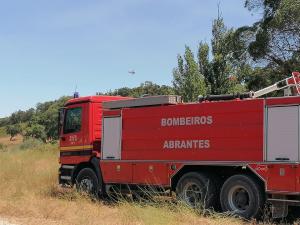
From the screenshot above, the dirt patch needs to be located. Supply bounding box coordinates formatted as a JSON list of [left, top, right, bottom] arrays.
[[0, 135, 23, 146]]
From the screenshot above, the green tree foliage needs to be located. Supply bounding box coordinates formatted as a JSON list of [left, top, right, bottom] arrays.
[[198, 16, 247, 95], [2, 96, 70, 142], [0, 117, 9, 127], [173, 16, 247, 98], [244, 67, 272, 91], [173, 46, 207, 102], [24, 123, 47, 142], [239, 0, 300, 74], [6, 124, 22, 141], [108, 81, 174, 97], [34, 96, 70, 141], [9, 108, 35, 124]]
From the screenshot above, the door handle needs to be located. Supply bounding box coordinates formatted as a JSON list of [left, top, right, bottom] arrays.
[[275, 157, 290, 161]]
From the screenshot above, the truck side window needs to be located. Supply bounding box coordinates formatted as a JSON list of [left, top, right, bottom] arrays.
[[63, 107, 82, 134]]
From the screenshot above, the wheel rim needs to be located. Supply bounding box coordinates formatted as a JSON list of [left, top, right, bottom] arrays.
[[79, 177, 94, 193], [182, 182, 203, 207], [228, 185, 250, 213]]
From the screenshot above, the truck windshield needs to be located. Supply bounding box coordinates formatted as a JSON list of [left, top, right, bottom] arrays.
[[63, 107, 82, 134]]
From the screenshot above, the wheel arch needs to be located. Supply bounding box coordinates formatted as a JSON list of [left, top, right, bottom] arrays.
[[72, 157, 102, 185]]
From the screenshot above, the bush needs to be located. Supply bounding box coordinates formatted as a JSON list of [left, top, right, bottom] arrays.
[[24, 123, 47, 142], [6, 124, 22, 140], [20, 138, 43, 150]]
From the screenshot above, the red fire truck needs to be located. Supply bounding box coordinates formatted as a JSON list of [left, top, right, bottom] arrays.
[[59, 72, 300, 219]]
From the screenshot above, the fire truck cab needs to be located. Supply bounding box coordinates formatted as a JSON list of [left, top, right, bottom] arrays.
[[58, 72, 300, 219]]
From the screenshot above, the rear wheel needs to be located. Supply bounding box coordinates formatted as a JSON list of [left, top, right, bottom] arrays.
[[220, 174, 265, 219], [76, 168, 100, 197], [176, 172, 218, 209]]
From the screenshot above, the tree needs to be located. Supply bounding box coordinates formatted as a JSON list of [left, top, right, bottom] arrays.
[[238, 0, 300, 74], [198, 16, 247, 95], [34, 96, 71, 140], [173, 46, 207, 102], [173, 15, 248, 97], [108, 82, 174, 98], [0, 117, 9, 127], [2, 96, 71, 142], [24, 123, 47, 142], [9, 108, 35, 124], [135, 81, 174, 97], [6, 124, 22, 141]]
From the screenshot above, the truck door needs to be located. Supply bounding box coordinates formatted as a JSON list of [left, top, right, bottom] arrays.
[[266, 105, 299, 162], [102, 117, 122, 159], [101, 116, 133, 183], [60, 104, 86, 154], [266, 105, 298, 192]]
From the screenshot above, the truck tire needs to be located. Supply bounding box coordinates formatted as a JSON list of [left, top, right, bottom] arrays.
[[176, 172, 217, 209], [76, 168, 100, 197], [220, 174, 265, 219]]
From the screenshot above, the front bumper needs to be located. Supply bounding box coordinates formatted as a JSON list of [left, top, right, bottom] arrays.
[[58, 164, 75, 185]]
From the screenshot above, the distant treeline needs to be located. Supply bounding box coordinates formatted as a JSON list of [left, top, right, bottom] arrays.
[[0, 96, 71, 142], [105, 81, 174, 97]]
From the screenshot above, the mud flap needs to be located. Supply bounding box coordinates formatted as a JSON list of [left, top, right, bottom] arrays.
[[271, 202, 288, 218]]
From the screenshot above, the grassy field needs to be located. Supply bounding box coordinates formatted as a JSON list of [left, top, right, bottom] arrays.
[[0, 137, 278, 225]]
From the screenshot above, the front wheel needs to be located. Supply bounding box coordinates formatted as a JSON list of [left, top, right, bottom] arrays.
[[76, 168, 100, 197], [220, 174, 265, 219]]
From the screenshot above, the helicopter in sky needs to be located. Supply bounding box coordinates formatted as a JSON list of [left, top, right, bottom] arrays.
[[128, 69, 135, 75]]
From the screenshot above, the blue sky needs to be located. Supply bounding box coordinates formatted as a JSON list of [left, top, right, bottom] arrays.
[[0, 0, 260, 118]]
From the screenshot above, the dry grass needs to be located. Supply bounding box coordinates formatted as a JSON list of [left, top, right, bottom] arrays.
[[0, 138, 273, 225], [0, 127, 6, 137]]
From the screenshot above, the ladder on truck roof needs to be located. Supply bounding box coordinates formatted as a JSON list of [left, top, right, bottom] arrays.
[[102, 95, 182, 109], [199, 71, 300, 102], [252, 71, 300, 98]]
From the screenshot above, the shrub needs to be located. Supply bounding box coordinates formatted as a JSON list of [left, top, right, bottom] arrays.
[[24, 123, 47, 142], [19, 138, 43, 150], [0, 127, 6, 137], [6, 124, 22, 140]]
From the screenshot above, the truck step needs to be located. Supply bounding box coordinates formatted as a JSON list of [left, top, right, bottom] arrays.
[[61, 165, 75, 169], [60, 176, 72, 181], [268, 198, 300, 206]]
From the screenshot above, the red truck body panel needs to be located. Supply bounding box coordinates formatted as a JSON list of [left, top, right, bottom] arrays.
[[119, 99, 264, 161], [249, 164, 300, 194], [266, 95, 300, 106]]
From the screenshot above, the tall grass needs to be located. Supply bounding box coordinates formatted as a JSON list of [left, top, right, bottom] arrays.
[[0, 142, 248, 225], [0, 127, 6, 137]]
